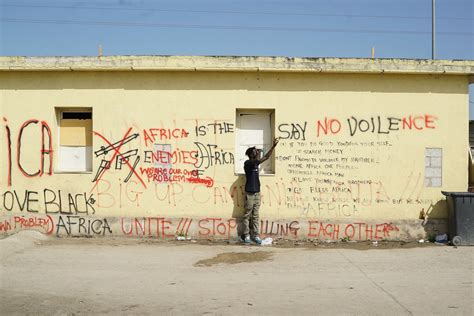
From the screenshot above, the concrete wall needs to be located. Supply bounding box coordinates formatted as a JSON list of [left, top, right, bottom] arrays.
[[0, 70, 469, 240]]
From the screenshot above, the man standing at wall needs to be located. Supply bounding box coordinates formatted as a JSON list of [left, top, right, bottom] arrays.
[[241, 138, 279, 244]]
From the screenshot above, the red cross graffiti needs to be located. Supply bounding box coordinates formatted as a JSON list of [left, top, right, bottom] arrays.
[[91, 127, 147, 190]]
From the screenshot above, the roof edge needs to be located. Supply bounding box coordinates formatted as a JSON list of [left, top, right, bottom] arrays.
[[1, 55, 473, 75]]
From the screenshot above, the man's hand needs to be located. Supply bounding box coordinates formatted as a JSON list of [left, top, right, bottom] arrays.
[[273, 137, 280, 147], [260, 137, 280, 164]]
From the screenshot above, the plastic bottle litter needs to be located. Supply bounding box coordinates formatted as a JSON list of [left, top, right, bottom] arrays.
[[260, 237, 273, 246], [435, 234, 448, 242], [434, 233, 449, 245]]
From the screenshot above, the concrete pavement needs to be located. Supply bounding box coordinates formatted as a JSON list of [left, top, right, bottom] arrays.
[[0, 232, 473, 315]]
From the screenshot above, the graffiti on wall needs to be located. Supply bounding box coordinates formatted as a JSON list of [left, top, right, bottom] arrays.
[[1, 113, 442, 217], [0, 215, 54, 234], [1, 189, 96, 214], [273, 114, 441, 215], [0, 214, 400, 241], [2, 117, 53, 187], [92, 128, 146, 188], [316, 115, 437, 137]]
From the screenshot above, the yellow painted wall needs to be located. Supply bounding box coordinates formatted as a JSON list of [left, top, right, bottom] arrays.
[[0, 71, 469, 224]]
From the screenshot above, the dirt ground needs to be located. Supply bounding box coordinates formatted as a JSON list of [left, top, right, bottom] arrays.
[[110, 235, 438, 252], [1, 231, 471, 315]]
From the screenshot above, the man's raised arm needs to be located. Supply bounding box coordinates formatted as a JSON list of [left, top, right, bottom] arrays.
[[259, 138, 279, 164]]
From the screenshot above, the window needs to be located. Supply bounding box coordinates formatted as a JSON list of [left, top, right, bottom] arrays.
[[235, 109, 275, 174], [57, 109, 92, 172]]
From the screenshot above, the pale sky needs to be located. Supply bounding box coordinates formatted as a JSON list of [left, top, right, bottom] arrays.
[[1, 0, 473, 117]]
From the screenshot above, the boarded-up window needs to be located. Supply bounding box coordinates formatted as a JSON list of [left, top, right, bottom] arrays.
[[58, 110, 92, 172], [425, 148, 442, 187], [235, 109, 275, 174]]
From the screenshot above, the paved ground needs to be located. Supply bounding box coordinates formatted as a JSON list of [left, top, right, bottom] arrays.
[[0, 231, 473, 315]]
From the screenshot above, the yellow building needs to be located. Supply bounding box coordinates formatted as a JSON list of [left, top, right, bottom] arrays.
[[1, 56, 473, 240]]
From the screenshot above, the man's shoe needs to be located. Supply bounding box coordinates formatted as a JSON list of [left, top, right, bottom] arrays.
[[252, 236, 262, 245], [240, 235, 251, 244]]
